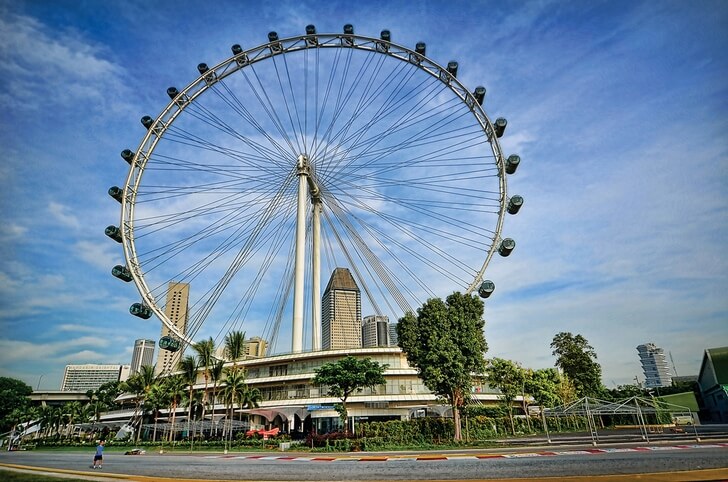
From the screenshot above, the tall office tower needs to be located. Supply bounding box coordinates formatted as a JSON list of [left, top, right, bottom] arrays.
[[61, 364, 130, 391], [637, 343, 673, 388], [388, 321, 398, 347], [244, 336, 268, 358], [362, 315, 390, 347], [130, 339, 156, 374], [155, 282, 190, 375], [321, 268, 362, 350]]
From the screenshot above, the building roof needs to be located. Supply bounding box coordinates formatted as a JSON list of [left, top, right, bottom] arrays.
[[324, 267, 359, 293], [698, 346, 728, 389]]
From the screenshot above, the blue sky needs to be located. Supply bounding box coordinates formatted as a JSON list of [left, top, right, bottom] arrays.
[[0, 0, 726, 391]]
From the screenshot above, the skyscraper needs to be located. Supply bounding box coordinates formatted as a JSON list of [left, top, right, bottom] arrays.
[[637, 343, 673, 388], [362, 315, 390, 347], [130, 339, 156, 374], [321, 268, 361, 350], [244, 336, 268, 358], [155, 282, 190, 375]]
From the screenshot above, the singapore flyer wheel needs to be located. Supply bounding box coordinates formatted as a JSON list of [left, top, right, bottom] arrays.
[[107, 25, 521, 354]]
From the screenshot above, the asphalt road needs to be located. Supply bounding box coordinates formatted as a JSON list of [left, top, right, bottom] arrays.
[[2, 443, 728, 481]]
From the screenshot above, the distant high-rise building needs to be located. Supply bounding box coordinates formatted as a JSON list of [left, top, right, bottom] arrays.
[[388, 321, 398, 347], [155, 282, 190, 375], [637, 343, 673, 388], [362, 315, 390, 347], [244, 336, 268, 358], [321, 268, 362, 350], [130, 339, 156, 374], [61, 364, 130, 391]]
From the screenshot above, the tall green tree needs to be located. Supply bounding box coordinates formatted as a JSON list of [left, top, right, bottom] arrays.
[[550, 332, 603, 397], [224, 330, 246, 372], [524, 368, 562, 408], [210, 359, 225, 436], [221, 368, 247, 439], [178, 355, 198, 439], [0, 377, 32, 432], [193, 337, 216, 429], [486, 358, 525, 435], [313, 356, 387, 432], [397, 292, 487, 441], [163, 375, 187, 443]]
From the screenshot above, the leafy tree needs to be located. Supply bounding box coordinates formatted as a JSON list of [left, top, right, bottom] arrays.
[[486, 358, 525, 435], [221, 368, 247, 438], [550, 332, 603, 397], [397, 292, 487, 441], [313, 356, 387, 432], [0, 377, 32, 431], [524, 368, 562, 408]]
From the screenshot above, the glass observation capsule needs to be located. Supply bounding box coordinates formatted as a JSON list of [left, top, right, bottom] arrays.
[[507, 195, 524, 214], [498, 238, 516, 257], [478, 280, 496, 299], [129, 303, 152, 319], [108, 186, 123, 203], [111, 265, 133, 282], [506, 154, 520, 175], [159, 335, 181, 352], [494, 118, 507, 138], [105, 225, 122, 243]]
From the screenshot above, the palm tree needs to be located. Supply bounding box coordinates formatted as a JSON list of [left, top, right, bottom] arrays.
[[123, 367, 157, 442], [221, 368, 247, 442], [62, 401, 83, 441], [193, 337, 216, 436], [147, 383, 169, 442], [224, 330, 246, 372], [163, 375, 187, 444], [178, 355, 198, 441], [210, 359, 225, 438]]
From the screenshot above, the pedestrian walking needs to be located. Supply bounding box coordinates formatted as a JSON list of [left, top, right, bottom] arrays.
[[90, 440, 104, 469]]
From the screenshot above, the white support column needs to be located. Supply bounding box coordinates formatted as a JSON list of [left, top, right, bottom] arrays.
[[292, 155, 307, 353], [311, 200, 321, 351]]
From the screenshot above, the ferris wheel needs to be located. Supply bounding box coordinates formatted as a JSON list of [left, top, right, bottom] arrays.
[[106, 25, 523, 356]]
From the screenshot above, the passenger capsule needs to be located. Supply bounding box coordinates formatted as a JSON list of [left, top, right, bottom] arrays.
[[167, 87, 179, 99], [415, 42, 426, 55], [141, 116, 153, 129], [474, 86, 486, 106], [505, 155, 521, 175], [306, 24, 316, 35], [159, 335, 181, 352], [380, 30, 391, 41], [231, 44, 243, 55], [507, 195, 524, 214], [498, 238, 516, 257], [478, 280, 496, 299], [105, 225, 122, 243], [268, 31, 279, 42], [343, 24, 354, 35], [108, 186, 123, 203], [494, 118, 507, 138], [447, 61, 458, 77], [197, 63, 209, 75], [130, 303, 152, 319], [111, 265, 133, 282], [121, 149, 134, 164]]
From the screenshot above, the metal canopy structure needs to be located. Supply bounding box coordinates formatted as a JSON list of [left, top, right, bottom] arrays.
[[541, 396, 699, 445]]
